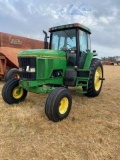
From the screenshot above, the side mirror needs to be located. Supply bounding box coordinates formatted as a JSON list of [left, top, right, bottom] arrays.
[[93, 50, 96, 53]]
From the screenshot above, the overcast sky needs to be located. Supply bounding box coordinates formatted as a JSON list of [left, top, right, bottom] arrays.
[[0, 0, 120, 58]]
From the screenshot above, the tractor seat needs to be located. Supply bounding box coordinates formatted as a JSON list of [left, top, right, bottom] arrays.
[[61, 46, 68, 50]]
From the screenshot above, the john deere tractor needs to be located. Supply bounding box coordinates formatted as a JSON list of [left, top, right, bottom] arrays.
[[2, 23, 105, 122]]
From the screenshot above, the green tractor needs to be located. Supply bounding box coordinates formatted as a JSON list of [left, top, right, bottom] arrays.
[[2, 23, 105, 122]]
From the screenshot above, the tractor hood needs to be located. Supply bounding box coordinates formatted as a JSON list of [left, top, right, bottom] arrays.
[[18, 49, 66, 59]]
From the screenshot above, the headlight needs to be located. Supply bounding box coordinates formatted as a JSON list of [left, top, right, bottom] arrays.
[[19, 67, 35, 72]]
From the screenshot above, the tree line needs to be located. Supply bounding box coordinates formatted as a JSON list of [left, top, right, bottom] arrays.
[[101, 56, 120, 62]]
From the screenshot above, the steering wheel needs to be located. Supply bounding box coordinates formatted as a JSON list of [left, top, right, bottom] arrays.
[[66, 43, 76, 50], [66, 43, 72, 48]]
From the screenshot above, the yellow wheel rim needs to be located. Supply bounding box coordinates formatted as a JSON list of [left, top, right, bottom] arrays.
[[94, 67, 102, 91], [13, 87, 23, 99], [59, 97, 69, 114]]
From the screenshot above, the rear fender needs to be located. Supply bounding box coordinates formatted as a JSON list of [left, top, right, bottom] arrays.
[[83, 52, 98, 69]]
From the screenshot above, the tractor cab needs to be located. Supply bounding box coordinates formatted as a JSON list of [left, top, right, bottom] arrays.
[[48, 23, 92, 87], [49, 23, 91, 68]]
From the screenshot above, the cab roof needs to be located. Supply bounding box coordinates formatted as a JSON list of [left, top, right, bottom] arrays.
[[49, 23, 91, 34]]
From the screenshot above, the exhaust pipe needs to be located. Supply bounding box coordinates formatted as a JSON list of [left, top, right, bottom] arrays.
[[43, 30, 49, 49]]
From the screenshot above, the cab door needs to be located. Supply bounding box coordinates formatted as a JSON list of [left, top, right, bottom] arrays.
[[78, 30, 91, 68]]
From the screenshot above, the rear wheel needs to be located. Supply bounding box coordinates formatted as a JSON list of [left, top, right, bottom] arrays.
[[4, 68, 20, 81], [45, 87, 72, 122], [85, 58, 104, 97], [2, 79, 27, 104]]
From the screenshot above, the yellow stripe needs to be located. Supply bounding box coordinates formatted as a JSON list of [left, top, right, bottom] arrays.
[[18, 55, 66, 60]]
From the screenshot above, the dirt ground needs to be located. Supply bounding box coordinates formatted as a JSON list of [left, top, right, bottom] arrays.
[[0, 65, 120, 160]]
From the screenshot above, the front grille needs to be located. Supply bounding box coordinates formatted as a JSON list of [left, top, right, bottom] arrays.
[[18, 57, 36, 80]]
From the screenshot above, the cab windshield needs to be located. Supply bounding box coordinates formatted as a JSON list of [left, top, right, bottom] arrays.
[[50, 29, 76, 51]]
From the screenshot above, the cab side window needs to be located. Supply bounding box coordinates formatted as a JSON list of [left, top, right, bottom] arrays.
[[79, 30, 88, 52], [87, 34, 91, 51]]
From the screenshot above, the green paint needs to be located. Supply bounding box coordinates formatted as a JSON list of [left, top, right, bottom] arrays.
[[18, 23, 98, 95], [84, 52, 94, 69], [18, 49, 66, 59]]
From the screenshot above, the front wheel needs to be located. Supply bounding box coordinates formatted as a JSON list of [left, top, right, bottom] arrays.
[[45, 87, 72, 122], [85, 58, 104, 97], [4, 68, 20, 81], [2, 79, 27, 104]]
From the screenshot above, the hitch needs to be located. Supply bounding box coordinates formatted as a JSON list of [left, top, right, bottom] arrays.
[[99, 77, 105, 80]]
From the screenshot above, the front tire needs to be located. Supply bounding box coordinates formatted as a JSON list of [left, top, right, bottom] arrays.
[[2, 79, 27, 104], [85, 58, 104, 97], [45, 87, 72, 122], [4, 68, 20, 81]]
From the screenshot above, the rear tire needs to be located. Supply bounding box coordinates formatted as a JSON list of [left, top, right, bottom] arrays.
[[4, 68, 20, 81], [2, 79, 27, 104], [45, 87, 72, 122], [85, 58, 104, 97]]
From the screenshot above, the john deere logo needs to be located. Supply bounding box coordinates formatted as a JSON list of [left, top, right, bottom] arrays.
[[10, 38, 22, 45]]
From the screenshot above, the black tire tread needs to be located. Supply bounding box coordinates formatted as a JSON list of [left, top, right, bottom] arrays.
[[4, 68, 19, 81], [85, 58, 103, 97], [45, 87, 63, 120], [2, 79, 27, 104], [45, 87, 72, 122]]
